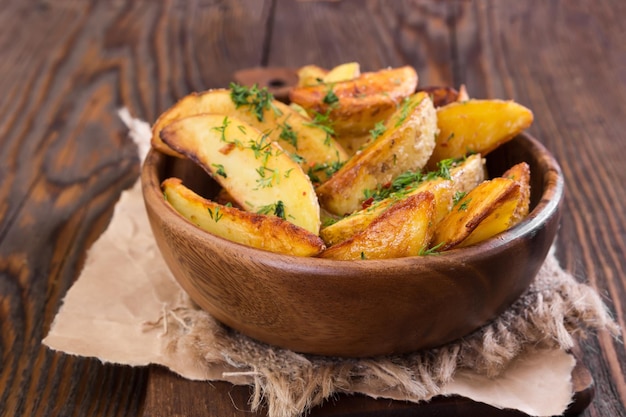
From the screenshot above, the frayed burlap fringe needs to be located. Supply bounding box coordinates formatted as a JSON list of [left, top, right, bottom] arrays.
[[151, 251, 620, 417]]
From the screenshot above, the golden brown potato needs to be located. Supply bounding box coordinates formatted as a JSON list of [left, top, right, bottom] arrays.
[[160, 114, 321, 234], [151, 88, 348, 182], [319, 154, 485, 246], [501, 162, 531, 226], [322, 62, 360, 83], [426, 99, 533, 169], [315, 92, 437, 216], [296, 65, 328, 87], [334, 132, 372, 156], [320, 180, 451, 247], [431, 177, 521, 250], [319, 192, 435, 260], [289, 66, 418, 137], [162, 178, 325, 257]]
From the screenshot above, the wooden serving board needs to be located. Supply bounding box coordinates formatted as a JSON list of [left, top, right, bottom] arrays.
[[142, 359, 593, 416]]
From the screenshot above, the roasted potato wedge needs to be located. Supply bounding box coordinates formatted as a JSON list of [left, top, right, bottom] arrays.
[[296, 65, 328, 87], [426, 99, 533, 169], [431, 177, 521, 250], [334, 132, 371, 156], [162, 178, 325, 257], [316, 92, 437, 216], [319, 154, 485, 246], [289, 66, 418, 136], [320, 181, 452, 247], [502, 162, 531, 226], [152, 88, 348, 182], [319, 192, 435, 260], [160, 114, 321, 234], [322, 62, 360, 83]]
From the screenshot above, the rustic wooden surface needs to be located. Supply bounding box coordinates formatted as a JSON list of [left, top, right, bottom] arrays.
[[0, 1, 624, 416]]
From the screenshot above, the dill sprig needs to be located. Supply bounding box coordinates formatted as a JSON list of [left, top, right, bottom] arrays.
[[229, 82, 281, 121]]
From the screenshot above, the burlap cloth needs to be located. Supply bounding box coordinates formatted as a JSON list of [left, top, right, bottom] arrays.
[[43, 110, 620, 417]]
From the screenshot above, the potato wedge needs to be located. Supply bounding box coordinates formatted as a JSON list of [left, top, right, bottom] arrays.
[[431, 177, 521, 250], [296, 65, 328, 87], [289, 66, 418, 136], [322, 62, 360, 83], [316, 92, 437, 216], [502, 162, 531, 226], [334, 132, 371, 156], [426, 99, 533, 169], [160, 114, 321, 234], [319, 154, 485, 246], [320, 180, 451, 246], [162, 178, 325, 257], [319, 192, 435, 260], [152, 88, 348, 181]]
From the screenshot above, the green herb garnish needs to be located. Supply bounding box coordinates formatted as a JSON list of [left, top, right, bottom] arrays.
[[257, 201, 286, 220], [229, 82, 280, 121], [369, 121, 387, 141], [212, 163, 228, 178]]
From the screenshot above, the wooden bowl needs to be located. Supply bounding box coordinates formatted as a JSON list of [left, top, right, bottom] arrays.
[[141, 132, 563, 357]]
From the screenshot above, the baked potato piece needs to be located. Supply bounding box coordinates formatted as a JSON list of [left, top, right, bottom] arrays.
[[431, 177, 521, 251], [426, 99, 533, 169], [319, 192, 435, 260], [316, 92, 437, 216], [295, 62, 359, 87], [289, 66, 418, 137], [320, 180, 452, 247], [502, 162, 531, 226], [151, 88, 348, 182], [160, 114, 321, 234], [162, 178, 325, 257], [296, 65, 328, 87], [322, 62, 360, 83], [319, 154, 485, 246]]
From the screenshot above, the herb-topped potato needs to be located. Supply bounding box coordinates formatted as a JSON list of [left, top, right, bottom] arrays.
[[289, 66, 418, 137], [160, 114, 321, 235], [150, 64, 535, 258], [152, 87, 348, 184]]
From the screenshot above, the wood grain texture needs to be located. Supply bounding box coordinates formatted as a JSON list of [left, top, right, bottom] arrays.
[[1, 0, 624, 416], [452, 2, 626, 416]]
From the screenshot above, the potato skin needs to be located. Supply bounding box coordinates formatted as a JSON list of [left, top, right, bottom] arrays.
[[319, 192, 435, 260], [162, 178, 325, 257], [431, 177, 521, 250], [502, 162, 531, 226], [289, 66, 418, 136], [319, 154, 485, 246]]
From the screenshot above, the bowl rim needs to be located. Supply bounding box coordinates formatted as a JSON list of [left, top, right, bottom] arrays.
[[141, 132, 564, 271]]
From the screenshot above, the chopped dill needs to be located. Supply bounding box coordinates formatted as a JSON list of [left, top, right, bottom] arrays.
[[229, 82, 281, 121], [257, 201, 286, 220]]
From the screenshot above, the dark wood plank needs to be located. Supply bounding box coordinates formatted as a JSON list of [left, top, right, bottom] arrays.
[[453, 2, 626, 416], [0, 1, 148, 415], [269, 0, 457, 86], [0, 0, 269, 416], [143, 359, 594, 417]]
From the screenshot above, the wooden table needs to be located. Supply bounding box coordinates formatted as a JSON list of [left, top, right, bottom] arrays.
[[1, 1, 624, 416]]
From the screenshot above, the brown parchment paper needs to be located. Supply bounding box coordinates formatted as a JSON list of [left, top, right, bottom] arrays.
[[43, 109, 619, 417]]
